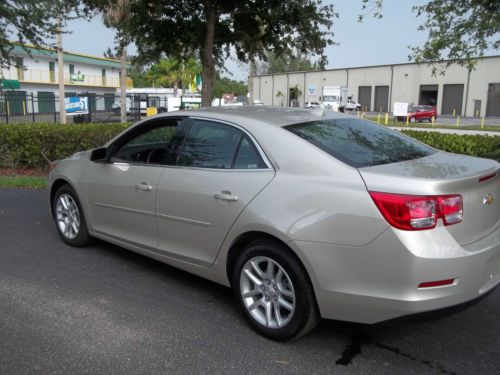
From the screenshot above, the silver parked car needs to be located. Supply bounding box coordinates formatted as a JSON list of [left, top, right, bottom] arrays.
[[49, 106, 500, 341]]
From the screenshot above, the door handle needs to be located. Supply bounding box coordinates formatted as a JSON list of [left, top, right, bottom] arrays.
[[214, 191, 238, 202], [135, 182, 152, 192]]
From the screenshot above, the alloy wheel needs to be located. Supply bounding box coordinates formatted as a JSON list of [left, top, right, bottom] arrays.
[[240, 256, 296, 329], [55, 193, 81, 240]]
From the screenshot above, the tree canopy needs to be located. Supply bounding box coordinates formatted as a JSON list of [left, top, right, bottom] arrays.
[[256, 51, 320, 75], [146, 58, 202, 91], [0, 0, 88, 68], [359, 0, 499, 72], [119, 0, 336, 106], [410, 0, 500, 71], [213, 76, 247, 98]]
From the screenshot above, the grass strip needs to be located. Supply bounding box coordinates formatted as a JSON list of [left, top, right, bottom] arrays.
[[0, 175, 48, 189]]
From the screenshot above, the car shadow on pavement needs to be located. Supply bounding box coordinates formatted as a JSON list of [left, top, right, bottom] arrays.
[[86, 237, 494, 374]]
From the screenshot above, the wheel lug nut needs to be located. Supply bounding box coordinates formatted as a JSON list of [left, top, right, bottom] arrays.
[[273, 296, 278, 301], [260, 286, 265, 291], [266, 279, 270, 284], [265, 296, 270, 301]]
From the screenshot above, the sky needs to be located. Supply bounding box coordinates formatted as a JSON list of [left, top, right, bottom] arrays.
[[60, 0, 432, 81]]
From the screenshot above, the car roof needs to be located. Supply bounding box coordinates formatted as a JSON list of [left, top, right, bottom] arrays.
[[160, 105, 343, 127]]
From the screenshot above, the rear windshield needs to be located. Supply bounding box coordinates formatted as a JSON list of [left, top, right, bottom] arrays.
[[285, 118, 436, 168]]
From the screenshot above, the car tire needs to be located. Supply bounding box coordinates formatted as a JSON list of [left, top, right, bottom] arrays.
[[232, 240, 320, 341], [52, 184, 92, 247], [410, 116, 416, 123]]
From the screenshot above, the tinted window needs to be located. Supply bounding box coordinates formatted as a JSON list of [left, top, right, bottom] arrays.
[[234, 136, 267, 169], [285, 118, 436, 168], [113, 119, 183, 164], [178, 121, 242, 169]]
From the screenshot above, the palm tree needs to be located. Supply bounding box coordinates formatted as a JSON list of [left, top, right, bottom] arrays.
[[103, 0, 130, 123], [276, 90, 284, 106], [289, 85, 302, 107], [146, 58, 201, 96]]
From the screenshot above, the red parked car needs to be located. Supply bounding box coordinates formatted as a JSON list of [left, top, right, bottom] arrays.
[[397, 105, 438, 123]]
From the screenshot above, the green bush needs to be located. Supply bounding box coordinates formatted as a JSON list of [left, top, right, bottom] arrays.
[[1, 123, 498, 171], [0, 122, 130, 170], [400, 130, 500, 161]]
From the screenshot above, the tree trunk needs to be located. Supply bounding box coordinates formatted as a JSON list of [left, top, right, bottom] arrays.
[[201, 4, 216, 107], [120, 47, 127, 123]]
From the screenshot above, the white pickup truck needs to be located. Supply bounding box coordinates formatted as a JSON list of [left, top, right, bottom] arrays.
[[341, 98, 362, 112]]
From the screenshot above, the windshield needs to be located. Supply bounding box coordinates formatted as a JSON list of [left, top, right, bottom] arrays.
[[322, 96, 338, 102], [285, 118, 436, 168]]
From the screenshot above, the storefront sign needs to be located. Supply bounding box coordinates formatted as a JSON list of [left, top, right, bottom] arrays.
[[65, 96, 89, 115]]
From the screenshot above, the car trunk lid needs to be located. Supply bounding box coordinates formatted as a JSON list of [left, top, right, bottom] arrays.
[[359, 152, 500, 245]]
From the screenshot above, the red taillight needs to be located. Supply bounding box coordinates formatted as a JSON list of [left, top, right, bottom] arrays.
[[478, 173, 496, 183], [418, 279, 456, 288], [369, 192, 463, 231], [438, 195, 463, 225]]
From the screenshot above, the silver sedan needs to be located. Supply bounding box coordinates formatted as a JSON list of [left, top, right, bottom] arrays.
[[49, 106, 500, 341]]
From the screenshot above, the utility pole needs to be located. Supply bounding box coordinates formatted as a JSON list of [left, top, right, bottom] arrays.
[[56, 17, 66, 124], [119, 47, 127, 123]]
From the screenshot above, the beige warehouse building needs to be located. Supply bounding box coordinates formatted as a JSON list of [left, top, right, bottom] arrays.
[[252, 55, 500, 117]]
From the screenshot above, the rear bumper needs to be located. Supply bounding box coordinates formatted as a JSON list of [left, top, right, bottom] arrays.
[[293, 224, 500, 324]]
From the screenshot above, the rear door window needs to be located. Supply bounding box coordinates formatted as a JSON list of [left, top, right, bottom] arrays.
[[178, 120, 266, 169], [285, 118, 436, 168]]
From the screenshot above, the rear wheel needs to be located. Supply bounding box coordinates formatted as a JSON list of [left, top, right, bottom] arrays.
[[233, 240, 320, 341], [53, 185, 92, 247]]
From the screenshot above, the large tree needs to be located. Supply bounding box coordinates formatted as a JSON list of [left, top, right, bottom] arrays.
[[0, 1, 87, 68], [122, 0, 336, 106]]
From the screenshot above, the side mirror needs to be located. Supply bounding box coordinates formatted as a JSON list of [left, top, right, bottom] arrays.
[[90, 147, 108, 162]]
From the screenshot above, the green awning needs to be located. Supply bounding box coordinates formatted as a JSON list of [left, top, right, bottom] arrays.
[[0, 79, 21, 89], [10, 44, 124, 69]]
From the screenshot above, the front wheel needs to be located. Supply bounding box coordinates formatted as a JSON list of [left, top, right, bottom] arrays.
[[233, 240, 320, 341], [53, 185, 92, 247]]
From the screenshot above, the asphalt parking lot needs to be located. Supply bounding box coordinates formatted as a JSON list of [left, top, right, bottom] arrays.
[[1, 188, 499, 374]]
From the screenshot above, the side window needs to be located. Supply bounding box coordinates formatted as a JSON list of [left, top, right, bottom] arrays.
[[178, 120, 242, 169], [233, 136, 267, 169], [113, 119, 183, 164]]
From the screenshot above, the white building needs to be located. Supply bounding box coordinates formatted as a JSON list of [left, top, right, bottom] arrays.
[[0, 43, 129, 114], [252, 56, 500, 117]]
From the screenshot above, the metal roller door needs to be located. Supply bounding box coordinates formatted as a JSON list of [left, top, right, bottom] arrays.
[[486, 83, 500, 117], [419, 85, 438, 106], [374, 86, 389, 112], [358, 86, 372, 112], [441, 84, 464, 115]]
